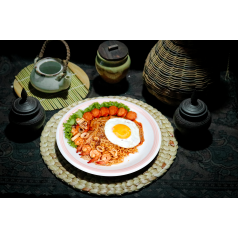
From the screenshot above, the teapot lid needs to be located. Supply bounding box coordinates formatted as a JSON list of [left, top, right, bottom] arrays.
[[98, 40, 128, 61], [179, 91, 208, 122], [12, 88, 39, 114]]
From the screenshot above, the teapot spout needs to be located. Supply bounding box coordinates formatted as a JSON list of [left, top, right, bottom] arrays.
[[64, 75, 71, 88], [60, 75, 71, 90]]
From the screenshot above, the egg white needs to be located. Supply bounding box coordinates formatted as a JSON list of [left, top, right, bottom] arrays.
[[104, 118, 140, 148]]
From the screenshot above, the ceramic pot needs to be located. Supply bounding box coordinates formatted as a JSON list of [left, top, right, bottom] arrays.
[[95, 41, 131, 84], [173, 107, 211, 135], [9, 89, 45, 131], [173, 91, 211, 135], [30, 40, 72, 93]]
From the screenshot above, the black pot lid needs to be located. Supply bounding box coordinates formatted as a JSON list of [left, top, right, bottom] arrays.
[[179, 91, 208, 122], [12, 88, 39, 114], [98, 40, 128, 61]]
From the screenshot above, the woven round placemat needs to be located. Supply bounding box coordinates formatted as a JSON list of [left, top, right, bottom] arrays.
[[40, 96, 178, 196]]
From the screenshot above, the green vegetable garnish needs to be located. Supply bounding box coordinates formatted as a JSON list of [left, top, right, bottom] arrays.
[[63, 101, 130, 148]]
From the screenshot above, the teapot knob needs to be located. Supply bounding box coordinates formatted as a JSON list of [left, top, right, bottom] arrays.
[[21, 88, 28, 103], [191, 90, 198, 106]]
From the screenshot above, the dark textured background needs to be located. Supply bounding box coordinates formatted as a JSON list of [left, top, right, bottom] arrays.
[[0, 40, 238, 198]]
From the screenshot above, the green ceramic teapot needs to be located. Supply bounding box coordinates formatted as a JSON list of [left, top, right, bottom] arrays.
[[30, 40, 72, 93]]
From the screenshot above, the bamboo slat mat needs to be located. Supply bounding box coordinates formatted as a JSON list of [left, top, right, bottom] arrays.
[[40, 96, 178, 196], [15, 63, 89, 111]]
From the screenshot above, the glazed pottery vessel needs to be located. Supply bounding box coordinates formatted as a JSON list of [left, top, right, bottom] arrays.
[[30, 40, 72, 93], [95, 41, 131, 84], [9, 88, 45, 131], [173, 91, 211, 135]]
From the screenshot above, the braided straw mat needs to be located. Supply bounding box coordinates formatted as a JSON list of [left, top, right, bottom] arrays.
[[40, 96, 178, 196]]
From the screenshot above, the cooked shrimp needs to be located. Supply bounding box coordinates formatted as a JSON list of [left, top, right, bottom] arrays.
[[81, 145, 92, 156], [81, 132, 89, 139], [74, 137, 84, 146], [88, 150, 102, 163], [74, 137, 84, 144], [71, 132, 81, 141], [96, 153, 111, 165], [76, 144, 83, 153]]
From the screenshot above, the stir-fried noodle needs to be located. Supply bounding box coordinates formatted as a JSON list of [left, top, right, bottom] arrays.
[[72, 116, 144, 166]]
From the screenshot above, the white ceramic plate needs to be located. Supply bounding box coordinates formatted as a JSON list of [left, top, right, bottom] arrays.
[[56, 98, 161, 176]]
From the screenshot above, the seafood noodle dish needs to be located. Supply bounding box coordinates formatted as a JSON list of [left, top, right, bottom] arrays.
[[63, 101, 145, 166]]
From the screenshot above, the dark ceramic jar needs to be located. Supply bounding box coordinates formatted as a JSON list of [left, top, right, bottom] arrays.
[[173, 91, 211, 135], [9, 89, 45, 131]]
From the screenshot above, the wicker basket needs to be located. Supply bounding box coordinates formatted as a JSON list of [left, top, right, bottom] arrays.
[[143, 40, 216, 106]]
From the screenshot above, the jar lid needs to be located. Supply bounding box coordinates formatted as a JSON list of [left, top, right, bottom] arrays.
[[179, 91, 208, 122], [98, 40, 128, 61], [12, 88, 39, 114]]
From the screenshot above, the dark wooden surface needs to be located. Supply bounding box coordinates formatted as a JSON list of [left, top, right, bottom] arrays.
[[98, 40, 128, 61]]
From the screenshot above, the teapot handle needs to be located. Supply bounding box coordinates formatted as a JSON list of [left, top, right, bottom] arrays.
[[36, 40, 70, 74]]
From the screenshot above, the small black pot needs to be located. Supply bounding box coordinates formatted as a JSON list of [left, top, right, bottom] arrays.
[[173, 91, 211, 135], [9, 88, 45, 131]]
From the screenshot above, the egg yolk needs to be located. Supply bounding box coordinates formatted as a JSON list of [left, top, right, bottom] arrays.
[[112, 124, 131, 139]]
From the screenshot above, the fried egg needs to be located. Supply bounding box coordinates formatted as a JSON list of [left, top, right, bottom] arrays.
[[104, 118, 140, 148]]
